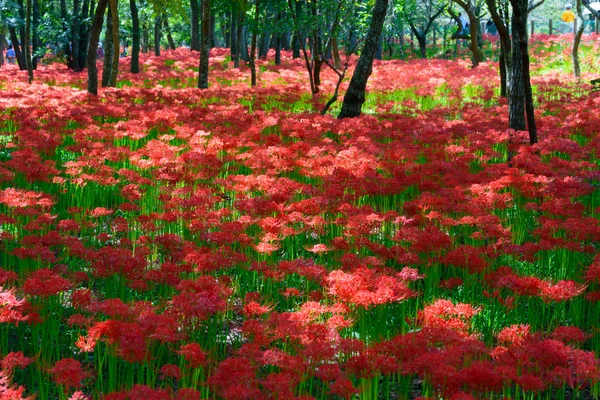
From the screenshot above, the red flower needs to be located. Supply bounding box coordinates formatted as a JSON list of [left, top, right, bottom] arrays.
[[178, 343, 207, 368], [51, 358, 87, 393], [23, 269, 72, 298]]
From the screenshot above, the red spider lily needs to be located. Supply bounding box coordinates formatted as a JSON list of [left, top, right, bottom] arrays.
[[0, 287, 28, 325], [1, 352, 33, 373], [23, 269, 72, 298], [50, 358, 88, 393], [159, 364, 181, 380], [178, 343, 207, 368], [169, 277, 232, 322], [0, 370, 33, 399]]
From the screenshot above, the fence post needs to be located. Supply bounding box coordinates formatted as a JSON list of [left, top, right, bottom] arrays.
[[549, 19, 553, 35]]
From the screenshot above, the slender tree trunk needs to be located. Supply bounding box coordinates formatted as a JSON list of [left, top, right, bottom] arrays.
[[338, 0, 389, 119], [572, 0, 584, 79], [500, 42, 507, 97], [59, 0, 72, 68], [240, 24, 249, 62], [231, 7, 238, 64], [508, 16, 525, 131], [190, 0, 200, 51], [87, 0, 108, 95], [198, 0, 210, 88], [509, 0, 537, 144], [164, 16, 176, 50], [250, 0, 261, 86], [24, 0, 33, 83], [71, 0, 81, 71], [154, 16, 161, 56], [332, 36, 341, 68], [109, 0, 119, 86], [130, 0, 140, 73], [32, 0, 40, 69], [209, 11, 215, 48], [259, 33, 270, 59], [291, 0, 302, 58], [102, 5, 114, 87], [78, 0, 90, 69], [9, 27, 26, 70], [223, 11, 231, 48], [142, 22, 149, 53]]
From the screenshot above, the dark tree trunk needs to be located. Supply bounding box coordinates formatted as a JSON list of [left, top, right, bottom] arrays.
[[223, 11, 231, 48], [259, 33, 270, 59], [275, 33, 281, 65], [154, 16, 161, 56], [71, 0, 81, 71], [102, 5, 114, 86], [109, 0, 119, 86], [209, 11, 215, 48], [24, 0, 33, 83], [282, 32, 290, 50], [142, 22, 149, 53], [78, 0, 90, 70], [509, 0, 536, 144], [130, 0, 140, 73], [198, 0, 210, 88], [87, 0, 108, 95], [231, 7, 238, 64], [250, 0, 261, 87], [572, 0, 584, 79], [190, 0, 200, 51], [500, 42, 507, 97], [32, 0, 40, 69], [9, 27, 26, 70], [240, 25, 249, 62], [59, 0, 72, 67], [375, 32, 383, 60], [292, 33, 300, 58], [338, 0, 389, 119], [164, 16, 176, 50]]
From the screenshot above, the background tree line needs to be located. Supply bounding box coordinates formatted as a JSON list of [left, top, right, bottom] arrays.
[[0, 0, 597, 137]]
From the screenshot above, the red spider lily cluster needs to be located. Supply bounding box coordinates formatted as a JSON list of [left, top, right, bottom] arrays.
[[0, 35, 599, 399]]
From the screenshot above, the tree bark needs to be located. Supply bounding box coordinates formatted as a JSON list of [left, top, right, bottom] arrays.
[[509, 0, 537, 144], [24, 0, 33, 83], [164, 16, 176, 50], [572, 0, 584, 79], [8, 27, 26, 70], [190, 0, 200, 51], [59, 0, 72, 68], [102, 5, 114, 86], [78, 0, 91, 70], [231, 7, 238, 64], [109, 0, 119, 86], [71, 0, 81, 71], [130, 0, 140, 73], [250, 0, 261, 87], [154, 16, 162, 56], [338, 0, 389, 119], [198, 0, 210, 88], [32, 0, 40, 69], [87, 0, 108, 95]]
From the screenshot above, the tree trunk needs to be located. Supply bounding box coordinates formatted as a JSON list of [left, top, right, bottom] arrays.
[[154, 16, 161, 56], [509, 0, 537, 144], [259, 33, 270, 59], [164, 16, 176, 50], [8, 27, 26, 70], [32, 0, 40, 69], [87, 0, 108, 95], [572, 0, 584, 79], [142, 22, 149, 53], [332, 36, 341, 69], [338, 0, 389, 119], [499, 42, 507, 97], [291, 0, 302, 58], [78, 0, 90, 70], [102, 5, 114, 87], [250, 0, 261, 87], [71, 0, 81, 71], [109, 0, 119, 86], [231, 7, 238, 64], [375, 32, 383, 59], [190, 0, 200, 51], [59, 0, 72, 68], [240, 25, 249, 62], [209, 11, 215, 48], [198, 0, 210, 88], [24, 0, 33, 83], [130, 0, 140, 73], [223, 11, 231, 48]]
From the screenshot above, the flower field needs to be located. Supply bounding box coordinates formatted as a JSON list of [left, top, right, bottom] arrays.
[[1, 35, 600, 399]]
